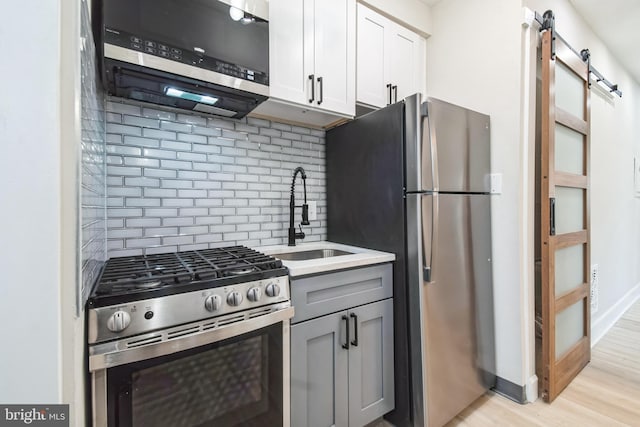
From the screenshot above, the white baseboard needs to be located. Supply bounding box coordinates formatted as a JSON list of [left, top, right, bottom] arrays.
[[591, 282, 640, 347], [525, 374, 538, 403]]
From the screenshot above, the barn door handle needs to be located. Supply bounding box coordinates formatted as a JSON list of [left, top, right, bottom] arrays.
[[550, 197, 556, 236]]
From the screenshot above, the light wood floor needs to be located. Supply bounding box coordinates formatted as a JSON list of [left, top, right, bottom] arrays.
[[446, 300, 640, 427], [371, 300, 640, 427]]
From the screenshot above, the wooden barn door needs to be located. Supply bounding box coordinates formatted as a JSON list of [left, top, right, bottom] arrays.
[[539, 28, 591, 402]]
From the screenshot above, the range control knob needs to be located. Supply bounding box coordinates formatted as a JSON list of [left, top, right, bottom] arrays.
[[107, 311, 131, 333], [265, 283, 281, 298], [204, 295, 222, 312], [227, 291, 243, 306], [247, 287, 262, 302]]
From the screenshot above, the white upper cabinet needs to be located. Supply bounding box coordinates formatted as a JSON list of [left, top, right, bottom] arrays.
[[269, 0, 307, 103], [389, 25, 424, 102], [269, 0, 356, 117], [356, 4, 426, 108], [356, 5, 389, 108]]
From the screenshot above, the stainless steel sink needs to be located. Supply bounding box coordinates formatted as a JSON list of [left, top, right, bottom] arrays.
[[273, 249, 354, 261]]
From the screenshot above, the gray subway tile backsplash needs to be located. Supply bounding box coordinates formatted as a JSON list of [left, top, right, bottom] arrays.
[[107, 101, 141, 116], [177, 113, 207, 126], [143, 128, 178, 140], [107, 123, 142, 136], [178, 133, 208, 144], [142, 107, 176, 121], [123, 115, 160, 129], [106, 98, 327, 257], [161, 120, 192, 133], [142, 147, 178, 159], [164, 217, 196, 227]]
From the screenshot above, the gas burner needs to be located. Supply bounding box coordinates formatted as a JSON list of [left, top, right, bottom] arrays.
[[225, 266, 258, 276]]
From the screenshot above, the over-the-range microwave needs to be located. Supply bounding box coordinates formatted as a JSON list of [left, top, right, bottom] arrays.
[[93, 0, 269, 118]]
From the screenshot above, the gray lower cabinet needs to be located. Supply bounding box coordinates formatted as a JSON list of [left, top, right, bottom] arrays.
[[291, 298, 394, 427], [291, 310, 349, 427], [347, 299, 395, 427]]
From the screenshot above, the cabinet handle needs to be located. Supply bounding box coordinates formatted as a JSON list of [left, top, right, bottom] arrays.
[[386, 83, 392, 105], [392, 85, 398, 103], [350, 313, 358, 346], [308, 74, 315, 103], [317, 76, 324, 105], [342, 314, 350, 349]]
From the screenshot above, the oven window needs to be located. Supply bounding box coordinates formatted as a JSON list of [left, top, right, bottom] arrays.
[[108, 324, 283, 427]]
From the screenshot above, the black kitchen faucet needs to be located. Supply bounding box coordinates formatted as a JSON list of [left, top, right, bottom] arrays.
[[288, 167, 310, 246]]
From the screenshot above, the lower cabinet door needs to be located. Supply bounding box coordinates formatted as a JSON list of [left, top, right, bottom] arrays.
[[348, 299, 395, 427], [291, 312, 349, 427]]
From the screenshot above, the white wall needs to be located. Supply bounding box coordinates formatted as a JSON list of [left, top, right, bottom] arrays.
[[360, 0, 433, 36], [426, 0, 529, 388], [0, 1, 63, 402], [525, 0, 640, 341]]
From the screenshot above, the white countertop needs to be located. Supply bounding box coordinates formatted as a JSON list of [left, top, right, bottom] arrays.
[[256, 241, 395, 277]]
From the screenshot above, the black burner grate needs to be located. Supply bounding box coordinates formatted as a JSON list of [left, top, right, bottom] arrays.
[[88, 246, 286, 307]]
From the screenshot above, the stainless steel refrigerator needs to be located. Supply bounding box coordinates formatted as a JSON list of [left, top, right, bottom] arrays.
[[326, 94, 496, 427]]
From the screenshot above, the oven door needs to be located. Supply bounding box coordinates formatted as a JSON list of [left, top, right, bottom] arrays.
[[91, 306, 292, 427]]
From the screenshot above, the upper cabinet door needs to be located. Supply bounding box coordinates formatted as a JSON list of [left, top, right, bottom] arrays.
[[356, 5, 426, 108], [269, 0, 307, 104], [313, 0, 355, 116], [389, 25, 423, 102], [356, 3, 390, 108], [268, 0, 355, 118]]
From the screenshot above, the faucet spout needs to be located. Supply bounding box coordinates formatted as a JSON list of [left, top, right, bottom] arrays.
[[288, 167, 309, 246]]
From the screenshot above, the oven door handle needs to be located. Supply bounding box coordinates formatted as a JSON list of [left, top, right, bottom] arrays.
[[89, 304, 295, 371]]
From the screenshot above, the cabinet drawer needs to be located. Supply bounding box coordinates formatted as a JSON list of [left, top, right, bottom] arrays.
[[291, 263, 392, 324]]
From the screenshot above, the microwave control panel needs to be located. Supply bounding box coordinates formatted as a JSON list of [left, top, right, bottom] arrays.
[[104, 28, 269, 86]]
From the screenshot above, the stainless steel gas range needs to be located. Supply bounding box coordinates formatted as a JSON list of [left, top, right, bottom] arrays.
[[87, 246, 293, 427]]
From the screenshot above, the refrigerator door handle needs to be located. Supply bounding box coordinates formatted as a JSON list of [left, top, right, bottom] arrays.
[[419, 101, 438, 192], [423, 194, 438, 283], [429, 112, 439, 192]]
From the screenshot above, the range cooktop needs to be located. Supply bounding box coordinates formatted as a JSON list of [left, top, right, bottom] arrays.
[[87, 246, 288, 308]]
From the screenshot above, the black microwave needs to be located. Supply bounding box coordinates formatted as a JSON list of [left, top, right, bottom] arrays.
[[94, 0, 270, 118]]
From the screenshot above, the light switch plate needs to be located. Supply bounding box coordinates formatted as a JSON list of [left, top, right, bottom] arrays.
[[489, 173, 502, 194], [307, 201, 317, 221]]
